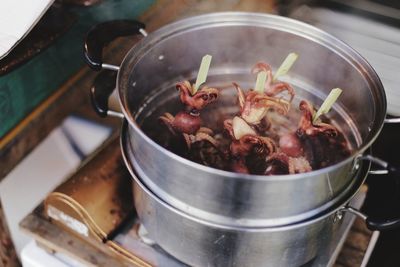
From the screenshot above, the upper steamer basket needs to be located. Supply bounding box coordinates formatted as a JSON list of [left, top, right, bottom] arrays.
[[85, 13, 393, 227]]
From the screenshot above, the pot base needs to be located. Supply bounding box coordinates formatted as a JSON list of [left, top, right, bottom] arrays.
[[121, 123, 370, 267]]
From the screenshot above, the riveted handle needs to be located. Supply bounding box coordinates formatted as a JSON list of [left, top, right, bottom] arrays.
[[84, 20, 146, 71]]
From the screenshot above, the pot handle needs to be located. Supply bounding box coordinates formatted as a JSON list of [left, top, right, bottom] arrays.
[[360, 155, 400, 176], [384, 117, 400, 124], [340, 206, 400, 231], [84, 20, 147, 71], [90, 69, 123, 118], [347, 155, 400, 231]]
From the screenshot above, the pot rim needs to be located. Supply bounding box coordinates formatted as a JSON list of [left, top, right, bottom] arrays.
[[117, 12, 386, 181], [121, 126, 370, 231]]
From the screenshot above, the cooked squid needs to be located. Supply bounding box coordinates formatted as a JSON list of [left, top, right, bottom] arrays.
[[159, 60, 351, 175]]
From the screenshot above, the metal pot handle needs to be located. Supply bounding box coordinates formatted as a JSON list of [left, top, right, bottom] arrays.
[[347, 155, 400, 231], [360, 155, 400, 176], [85, 20, 146, 117], [384, 117, 400, 124], [84, 20, 147, 71], [90, 70, 123, 118], [340, 206, 400, 231]]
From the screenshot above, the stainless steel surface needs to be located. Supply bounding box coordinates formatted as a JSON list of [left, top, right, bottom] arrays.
[[106, 110, 124, 118], [111, 13, 386, 226], [121, 125, 370, 267], [139, 28, 148, 37], [116, 190, 368, 267], [360, 155, 388, 168], [102, 63, 120, 71], [384, 117, 400, 123], [340, 206, 368, 221], [368, 169, 389, 175], [126, 124, 363, 227]]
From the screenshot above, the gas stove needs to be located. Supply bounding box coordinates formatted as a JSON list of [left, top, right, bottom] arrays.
[[20, 136, 375, 267]]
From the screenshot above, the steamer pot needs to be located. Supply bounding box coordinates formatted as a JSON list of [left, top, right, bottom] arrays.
[[85, 13, 400, 226], [120, 123, 399, 267]]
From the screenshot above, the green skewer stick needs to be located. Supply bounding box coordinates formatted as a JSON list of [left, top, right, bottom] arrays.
[[255, 71, 267, 94], [193, 54, 212, 94], [313, 88, 343, 123], [273, 52, 298, 81]]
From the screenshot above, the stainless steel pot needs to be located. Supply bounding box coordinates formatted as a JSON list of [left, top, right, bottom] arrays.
[[85, 13, 400, 227], [121, 122, 396, 267]]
